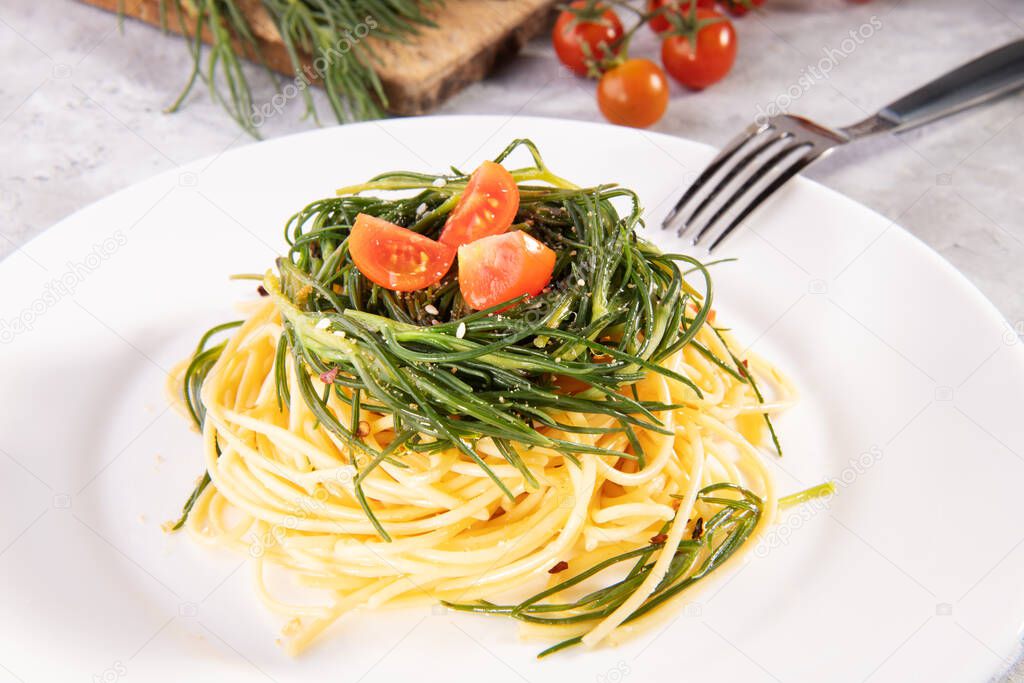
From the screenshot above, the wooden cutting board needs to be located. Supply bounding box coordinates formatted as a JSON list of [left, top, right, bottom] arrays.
[[79, 0, 558, 115]]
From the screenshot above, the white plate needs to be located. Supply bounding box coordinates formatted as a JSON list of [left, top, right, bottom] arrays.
[[2, 116, 1022, 683]]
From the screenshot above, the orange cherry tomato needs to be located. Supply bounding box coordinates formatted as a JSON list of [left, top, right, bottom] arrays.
[[348, 213, 455, 292], [597, 58, 670, 128], [457, 231, 555, 311], [438, 161, 520, 249], [552, 374, 591, 395], [552, 1, 625, 76], [552, 354, 613, 394]]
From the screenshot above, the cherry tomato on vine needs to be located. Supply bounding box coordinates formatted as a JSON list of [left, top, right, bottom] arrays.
[[349, 214, 454, 292], [661, 9, 737, 90], [647, 0, 715, 34], [552, 1, 625, 76], [720, 0, 764, 17], [597, 58, 670, 128], [457, 231, 555, 311], [439, 161, 520, 249]]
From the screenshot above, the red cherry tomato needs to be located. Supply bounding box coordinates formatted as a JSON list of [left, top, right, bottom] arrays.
[[721, 0, 763, 17], [439, 161, 520, 249], [647, 0, 715, 34], [597, 58, 670, 128], [661, 9, 737, 90], [457, 232, 556, 311], [552, 1, 625, 76], [348, 213, 455, 292]]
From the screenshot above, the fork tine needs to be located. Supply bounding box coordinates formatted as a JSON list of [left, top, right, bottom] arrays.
[[706, 152, 820, 253], [690, 141, 812, 246], [661, 122, 768, 233], [680, 130, 791, 235]]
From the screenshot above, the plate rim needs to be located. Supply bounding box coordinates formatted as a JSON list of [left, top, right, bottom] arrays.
[[5, 114, 1015, 339], [3, 114, 1022, 681]]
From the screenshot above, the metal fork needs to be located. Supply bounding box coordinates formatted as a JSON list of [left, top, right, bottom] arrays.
[[662, 39, 1024, 252]]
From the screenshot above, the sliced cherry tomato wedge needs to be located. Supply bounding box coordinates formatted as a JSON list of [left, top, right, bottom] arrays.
[[457, 231, 555, 311], [348, 213, 455, 292], [438, 161, 520, 249]]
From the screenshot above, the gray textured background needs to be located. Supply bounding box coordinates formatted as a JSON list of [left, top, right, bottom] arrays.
[[2, 0, 1022, 326], [1, 0, 1023, 679]]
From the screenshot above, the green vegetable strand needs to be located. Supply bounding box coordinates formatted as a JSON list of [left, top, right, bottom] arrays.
[[174, 141, 766, 545]]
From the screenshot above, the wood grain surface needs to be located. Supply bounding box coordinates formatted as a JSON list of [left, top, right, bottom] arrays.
[[78, 0, 557, 115]]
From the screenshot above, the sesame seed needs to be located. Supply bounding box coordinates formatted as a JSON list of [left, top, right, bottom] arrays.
[[424, 304, 439, 315], [577, 279, 585, 287], [455, 322, 467, 339], [315, 318, 331, 330], [332, 330, 346, 338], [416, 202, 428, 216], [432, 177, 447, 187]]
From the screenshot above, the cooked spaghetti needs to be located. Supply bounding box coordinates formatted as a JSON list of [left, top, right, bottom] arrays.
[[167, 140, 825, 657]]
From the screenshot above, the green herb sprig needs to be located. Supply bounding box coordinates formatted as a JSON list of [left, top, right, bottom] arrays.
[[443, 480, 836, 657], [170, 319, 242, 531], [174, 140, 781, 539], [264, 139, 726, 533], [444, 482, 764, 656], [148, 0, 440, 137]]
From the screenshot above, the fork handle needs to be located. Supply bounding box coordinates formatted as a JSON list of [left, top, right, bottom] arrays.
[[860, 39, 1024, 136]]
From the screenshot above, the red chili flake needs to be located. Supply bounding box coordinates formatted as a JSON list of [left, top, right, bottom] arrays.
[[691, 517, 705, 541], [319, 367, 339, 384], [742, 359, 749, 367], [549, 560, 569, 574], [649, 533, 668, 545], [257, 285, 269, 297]]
